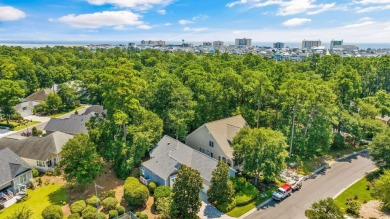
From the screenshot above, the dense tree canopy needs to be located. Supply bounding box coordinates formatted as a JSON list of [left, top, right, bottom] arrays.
[[305, 198, 343, 219], [0, 45, 389, 178]]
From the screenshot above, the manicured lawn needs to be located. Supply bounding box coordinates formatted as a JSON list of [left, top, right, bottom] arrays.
[[50, 106, 85, 118], [227, 187, 275, 217], [0, 184, 67, 219], [334, 177, 373, 213], [12, 121, 41, 131]]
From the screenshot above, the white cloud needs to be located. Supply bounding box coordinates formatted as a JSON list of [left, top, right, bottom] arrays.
[[179, 19, 194, 25], [157, 9, 166, 15], [138, 24, 153, 29], [355, 4, 390, 12], [183, 27, 208, 32], [282, 18, 311, 26], [233, 30, 242, 34], [0, 6, 26, 21], [343, 17, 375, 28], [57, 11, 145, 29], [86, 0, 172, 10], [113, 25, 127, 30], [164, 22, 172, 26], [227, 0, 337, 16], [355, 0, 390, 4]]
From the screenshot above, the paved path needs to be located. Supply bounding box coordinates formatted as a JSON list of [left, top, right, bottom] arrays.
[[245, 155, 376, 219], [199, 192, 234, 219]]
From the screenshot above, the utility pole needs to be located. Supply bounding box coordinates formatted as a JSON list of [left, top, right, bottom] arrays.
[[94, 183, 104, 216]]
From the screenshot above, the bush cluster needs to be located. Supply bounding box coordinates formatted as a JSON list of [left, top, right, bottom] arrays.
[[82, 206, 97, 219], [86, 196, 100, 207], [42, 205, 63, 219], [70, 200, 86, 214], [154, 186, 171, 204], [148, 182, 157, 194], [124, 177, 149, 209], [102, 197, 119, 211], [108, 210, 118, 219]]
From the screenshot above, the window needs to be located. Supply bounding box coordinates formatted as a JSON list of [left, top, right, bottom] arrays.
[[218, 156, 221, 161], [210, 153, 213, 158], [19, 174, 27, 184], [37, 161, 45, 167], [209, 141, 214, 147]]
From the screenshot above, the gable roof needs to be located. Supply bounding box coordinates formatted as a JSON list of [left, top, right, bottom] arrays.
[[44, 114, 94, 135], [204, 115, 247, 158], [0, 132, 73, 161], [0, 148, 31, 186], [25, 89, 54, 102], [82, 105, 106, 116], [142, 135, 224, 185]]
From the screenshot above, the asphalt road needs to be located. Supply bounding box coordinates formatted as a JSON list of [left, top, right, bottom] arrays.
[[246, 155, 377, 219]]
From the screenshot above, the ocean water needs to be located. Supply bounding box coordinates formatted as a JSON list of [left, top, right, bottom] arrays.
[[1, 41, 389, 49]]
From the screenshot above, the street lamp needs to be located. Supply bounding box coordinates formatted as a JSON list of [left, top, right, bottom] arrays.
[[94, 183, 104, 216]]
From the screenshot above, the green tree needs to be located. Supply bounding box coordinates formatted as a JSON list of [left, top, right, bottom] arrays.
[[305, 198, 343, 219], [0, 80, 25, 124], [42, 205, 64, 219], [46, 93, 62, 114], [57, 83, 78, 108], [60, 134, 103, 185], [171, 165, 203, 219], [156, 196, 172, 219], [372, 170, 390, 210], [370, 128, 390, 169], [233, 127, 288, 184], [207, 161, 234, 204]]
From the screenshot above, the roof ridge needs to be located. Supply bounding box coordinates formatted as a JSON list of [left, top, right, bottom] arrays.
[[204, 115, 243, 125]]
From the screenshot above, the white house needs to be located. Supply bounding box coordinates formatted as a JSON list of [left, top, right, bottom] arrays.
[[185, 115, 248, 168]]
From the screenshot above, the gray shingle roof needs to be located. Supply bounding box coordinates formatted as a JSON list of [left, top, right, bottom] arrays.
[[142, 135, 220, 184], [25, 89, 54, 102], [0, 148, 31, 186], [204, 115, 248, 158], [44, 114, 93, 135], [0, 132, 73, 161], [82, 105, 106, 116]]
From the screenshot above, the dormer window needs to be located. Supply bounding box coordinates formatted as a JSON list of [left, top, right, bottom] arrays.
[[209, 141, 214, 147]]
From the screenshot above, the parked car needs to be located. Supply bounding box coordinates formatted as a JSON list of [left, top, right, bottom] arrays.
[[272, 184, 292, 201]]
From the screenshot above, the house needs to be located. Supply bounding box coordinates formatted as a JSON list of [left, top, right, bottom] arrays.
[[43, 114, 94, 135], [0, 132, 73, 172], [185, 115, 248, 168], [376, 115, 390, 126], [140, 135, 236, 193], [13, 88, 54, 117], [0, 148, 32, 197], [43, 105, 104, 135]]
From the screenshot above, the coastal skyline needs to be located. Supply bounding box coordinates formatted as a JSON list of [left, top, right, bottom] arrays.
[[0, 0, 390, 42]]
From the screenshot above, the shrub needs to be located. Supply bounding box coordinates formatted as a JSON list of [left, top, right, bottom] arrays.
[[32, 168, 39, 177], [102, 197, 119, 211], [36, 177, 42, 186], [154, 186, 171, 203], [216, 201, 235, 213], [67, 213, 80, 219], [86, 196, 100, 207], [231, 177, 258, 206], [148, 182, 157, 194], [135, 212, 148, 219], [82, 206, 98, 219], [124, 177, 149, 209], [105, 190, 116, 198], [117, 206, 125, 215], [42, 205, 64, 219], [346, 200, 361, 216], [70, 200, 86, 214], [28, 180, 36, 190], [46, 171, 53, 176], [109, 210, 118, 219], [97, 212, 106, 219]]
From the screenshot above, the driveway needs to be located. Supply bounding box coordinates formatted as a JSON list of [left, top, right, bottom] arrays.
[[198, 192, 234, 219], [245, 154, 377, 219]]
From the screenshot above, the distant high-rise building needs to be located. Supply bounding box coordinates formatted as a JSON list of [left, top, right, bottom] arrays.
[[301, 40, 321, 49], [235, 38, 252, 48], [330, 40, 343, 49], [213, 41, 224, 48], [273, 42, 285, 49], [203, 42, 212, 47], [128, 42, 136, 47], [140, 40, 166, 46]]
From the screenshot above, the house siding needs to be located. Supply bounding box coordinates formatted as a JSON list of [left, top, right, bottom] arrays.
[[22, 157, 56, 172], [12, 170, 32, 191], [141, 165, 166, 186], [185, 125, 232, 165]]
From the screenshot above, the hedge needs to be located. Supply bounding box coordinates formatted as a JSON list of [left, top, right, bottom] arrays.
[[124, 177, 149, 209]]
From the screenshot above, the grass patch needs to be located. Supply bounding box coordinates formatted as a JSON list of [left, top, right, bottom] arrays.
[[0, 184, 67, 219], [227, 187, 275, 218], [49, 105, 85, 118], [334, 176, 373, 213], [12, 121, 41, 131]]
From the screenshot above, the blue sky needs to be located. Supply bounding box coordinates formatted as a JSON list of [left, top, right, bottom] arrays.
[[0, 0, 389, 42]]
